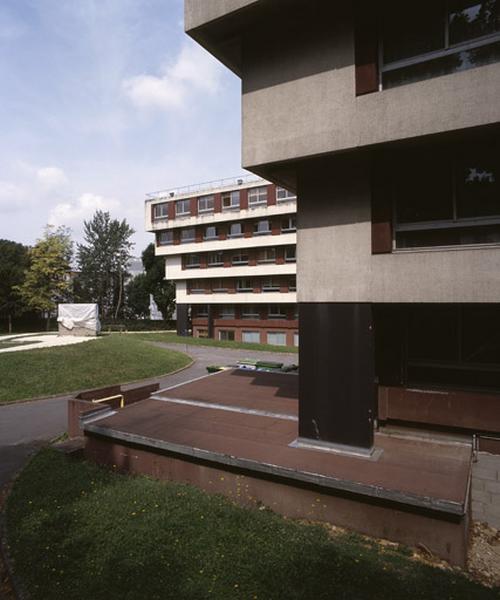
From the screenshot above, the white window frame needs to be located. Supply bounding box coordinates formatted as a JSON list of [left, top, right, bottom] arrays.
[[237, 279, 253, 293], [262, 278, 280, 292], [242, 330, 260, 344], [212, 279, 229, 293], [267, 332, 287, 346], [185, 254, 200, 269], [228, 222, 243, 238], [198, 195, 215, 213], [222, 190, 240, 210], [281, 216, 296, 233], [248, 186, 268, 206], [232, 252, 249, 266], [219, 329, 236, 341], [176, 199, 191, 216], [289, 277, 297, 292], [285, 246, 296, 262], [157, 231, 173, 246], [207, 252, 224, 267], [204, 226, 219, 240], [189, 281, 205, 294], [257, 248, 276, 264], [242, 305, 260, 319], [153, 203, 168, 220], [276, 186, 297, 202], [293, 332, 299, 347], [219, 305, 235, 319], [268, 304, 286, 319], [180, 228, 196, 243], [254, 220, 271, 236]]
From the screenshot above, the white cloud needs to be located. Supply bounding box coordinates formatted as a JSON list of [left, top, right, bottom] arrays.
[[48, 193, 120, 228], [123, 42, 222, 111], [36, 166, 68, 190]]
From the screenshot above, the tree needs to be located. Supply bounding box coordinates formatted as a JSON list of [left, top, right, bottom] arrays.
[[142, 243, 175, 320], [16, 226, 73, 330], [125, 273, 151, 319], [76, 211, 135, 320], [0, 239, 30, 333]]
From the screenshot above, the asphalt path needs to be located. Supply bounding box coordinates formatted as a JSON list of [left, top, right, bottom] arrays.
[[0, 343, 297, 488]]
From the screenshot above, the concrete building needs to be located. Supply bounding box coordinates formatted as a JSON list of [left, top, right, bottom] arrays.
[[185, 0, 500, 530], [145, 175, 298, 346]]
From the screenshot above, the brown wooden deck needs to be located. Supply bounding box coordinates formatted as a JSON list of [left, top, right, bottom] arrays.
[[82, 369, 472, 566]]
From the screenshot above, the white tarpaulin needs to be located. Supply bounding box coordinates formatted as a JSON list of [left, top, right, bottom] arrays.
[[57, 303, 100, 333]]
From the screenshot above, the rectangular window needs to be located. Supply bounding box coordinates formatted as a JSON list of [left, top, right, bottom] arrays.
[[153, 203, 168, 219], [189, 280, 205, 294], [381, 0, 500, 89], [393, 140, 500, 249], [242, 331, 260, 344], [294, 332, 299, 347], [229, 222, 243, 238], [222, 190, 240, 210], [242, 305, 260, 319], [207, 252, 224, 266], [285, 246, 296, 262], [268, 304, 286, 319], [180, 228, 196, 243], [404, 304, 500, 391], [219, 305, 235, 319], [198, 195, 214, 213], [212, 279, 228, 292], [288, 276, 297, 292], [267, 332, 287, 346], [157, 231, 173, 246], [281, 217, 297, 232], [193, 305, 208, 318], [232, 252, 249, 265], [176, 199, 191, 216], [204, 226, 219, 240], [257, 248, 276, 263], [276, 187, 297, 202], [196, 329, 209, 339], [248, 186, 268, 206], [185, 254, 200, 269], [254, 220, 271, 235], [219, 329, 235, 341], [262, 278, 280, 292], [237, 279, 253, 292]]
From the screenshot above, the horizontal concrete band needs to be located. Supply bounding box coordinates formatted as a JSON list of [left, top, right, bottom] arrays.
[[83, 422, 466, 517]]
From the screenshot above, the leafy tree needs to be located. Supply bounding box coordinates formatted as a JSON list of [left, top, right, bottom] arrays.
[[76, 211, 135, 319], [0, 239, 30, 333], [16, 226, 73, 330], [125, 273, 150, 319], [142, 243, 175, 320]]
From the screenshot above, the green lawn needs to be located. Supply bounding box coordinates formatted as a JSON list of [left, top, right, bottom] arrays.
[[6, 450, 496, 600], [134, 331, 299, 354], [0, 334, 190, 404]]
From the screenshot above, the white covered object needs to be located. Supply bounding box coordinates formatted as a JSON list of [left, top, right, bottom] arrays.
[[57, 303, 100, 334]]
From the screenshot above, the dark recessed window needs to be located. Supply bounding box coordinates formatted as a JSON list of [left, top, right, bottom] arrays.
[[204, 226, 218, 240], [381, 0, 500, 89], [152, 203, 168, 219], [393, 139, 500, 249], [229, 222, 243, 237], [157, 231, 173, 246]]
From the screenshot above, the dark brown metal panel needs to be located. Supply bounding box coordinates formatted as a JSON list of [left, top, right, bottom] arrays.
[[354, 1, 379, 96], [370, 161, 393, 254], [176, 304, 190, 336], [373, 304, 404, 386], [298, 303, 376, 449]]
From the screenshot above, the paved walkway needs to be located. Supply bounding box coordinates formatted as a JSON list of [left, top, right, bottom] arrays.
[[0, 343, 297, 488], [0, 332, 97, 354]]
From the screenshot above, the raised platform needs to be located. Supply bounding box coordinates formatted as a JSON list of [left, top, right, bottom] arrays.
[[82, 369, 472, 566]]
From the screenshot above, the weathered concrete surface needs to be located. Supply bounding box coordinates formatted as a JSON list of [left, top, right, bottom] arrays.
[[185, 0, 258, 31]]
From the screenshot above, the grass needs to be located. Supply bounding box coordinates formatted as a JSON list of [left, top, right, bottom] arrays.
[[0, 339, 42, 349], [5, 450, 497, 600], [134, 331, 299, 354], [0, 334, 190, 404]]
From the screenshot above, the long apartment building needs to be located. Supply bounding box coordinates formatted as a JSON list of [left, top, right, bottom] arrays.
[[145, 176, 298, 346]]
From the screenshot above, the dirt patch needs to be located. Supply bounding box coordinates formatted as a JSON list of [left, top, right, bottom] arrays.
[[468, 521, 500, 588]]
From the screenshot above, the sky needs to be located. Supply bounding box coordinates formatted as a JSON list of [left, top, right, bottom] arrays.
[[0, 0, 245, 254]]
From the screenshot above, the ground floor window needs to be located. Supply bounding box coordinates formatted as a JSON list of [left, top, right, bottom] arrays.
[[219, 330, 235, 342], [242, 331, 260, 344], [267, 332, 286, 346], [294, 332, 299, 347], [196, 329, 208, 339]]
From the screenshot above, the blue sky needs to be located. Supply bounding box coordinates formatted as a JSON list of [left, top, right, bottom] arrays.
[[0, 0, 244, 252]]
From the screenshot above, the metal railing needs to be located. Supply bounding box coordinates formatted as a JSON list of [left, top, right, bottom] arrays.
[[146, 174, 266, 201]]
